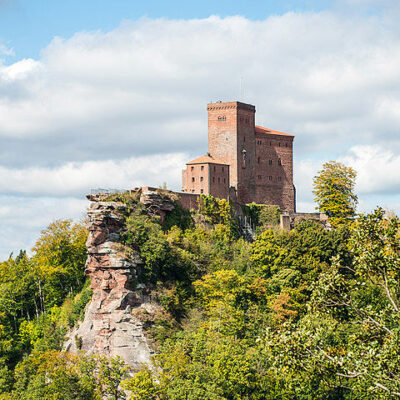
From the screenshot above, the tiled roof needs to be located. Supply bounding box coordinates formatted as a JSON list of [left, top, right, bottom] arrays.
[[255, 125, 294, 137], [186, 155, 229, 165]]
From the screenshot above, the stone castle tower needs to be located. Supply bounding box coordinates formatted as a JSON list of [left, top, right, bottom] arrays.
[[182, 101, 296, 212]]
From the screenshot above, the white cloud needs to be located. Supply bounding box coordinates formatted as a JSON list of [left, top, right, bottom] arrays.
[[340, 145, 400, 195], [0, 196, 87, 260], [1, 13, 400, 257], [0, 153, 187, 196], [2, 14, 400, 161]]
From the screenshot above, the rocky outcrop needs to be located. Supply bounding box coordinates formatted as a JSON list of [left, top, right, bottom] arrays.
[[64, 198, 157, 370]]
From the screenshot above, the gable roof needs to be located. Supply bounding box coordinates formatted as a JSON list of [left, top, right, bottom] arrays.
[[255, 125, 294, 137], [186, 154, 229, 165]]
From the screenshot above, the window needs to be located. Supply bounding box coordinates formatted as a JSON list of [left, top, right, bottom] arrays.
[[191, 166, 194, 171], [285, 143, 288, 147], [278, 176, 282, 181], [278, 159, 282, 166], [213, 177, 215, 183], [244, 137, 246, 142], [269, 176, 272, 181], [218, 116, 226, 121], [201, 166, 204, 171], [224, 178, 226, 183], [270, 141, 272, 146], [222, 167, 224, 172], [191, 189, 195, 193], [258, 175, 262, 179], [200, 177, 204, 182], [214, 166, 216, 172], [269, 160, 273, 165], [200, 189, 204, 193], [218, 177, 220, 183], [279, 142, 281, 147], [192, 177, 195, 182], [258, 157, 260, 164]]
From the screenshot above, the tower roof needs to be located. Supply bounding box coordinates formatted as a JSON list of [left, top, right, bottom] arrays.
[[255, 125, 294, 137], [186, 154, 229, 165]]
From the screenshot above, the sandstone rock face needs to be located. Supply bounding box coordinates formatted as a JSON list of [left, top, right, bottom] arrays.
[[65, 199, 156, 370]]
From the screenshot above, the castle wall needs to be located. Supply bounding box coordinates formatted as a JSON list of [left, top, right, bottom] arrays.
[[177, 192, 200, 209], [208, 102, 239, 188], [209, 163, 230, 199], [208, 101, 257, 203], [182, 163, 210, 194], [254, 132, 295, 212]]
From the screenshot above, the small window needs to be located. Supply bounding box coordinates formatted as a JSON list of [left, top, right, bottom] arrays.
[[200, 177, 204, 182], [214, 166, 216, 172], [218, 177, 220, 183], [200, 189, 204, 193], [192, 177, 195, 182], [192, 189, 195, 193], [278, 176, 282, 181], [269, 160, 272, 165], [218, 116, 226, 121], [222, 167, 224, 172], [244, 137, 246, 142], [285, 143, 288, 147], [191, 166, 194, 171], [258, 175, 262, 179], [201, 166, 204, 171], [278, 159, 282, 166], [269, 176, 272, 181], [224, 178, 226, 183], [279, 142, 281, 147], [213, 177, 215, 183], [258, 157, 260, 164]]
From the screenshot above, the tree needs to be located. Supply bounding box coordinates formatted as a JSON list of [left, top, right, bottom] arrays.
[[313, 161, 358, 227], [31, 220, 88, 312]]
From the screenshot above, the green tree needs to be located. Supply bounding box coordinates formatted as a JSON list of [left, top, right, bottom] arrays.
[[313, 161, 358, 227], [31, 220, 88, 312]]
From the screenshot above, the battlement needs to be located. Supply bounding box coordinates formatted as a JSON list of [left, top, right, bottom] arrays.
[[207, 101, 256, 112]]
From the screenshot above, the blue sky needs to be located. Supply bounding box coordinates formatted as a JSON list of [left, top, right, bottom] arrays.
[[1, 0, 400, 259]]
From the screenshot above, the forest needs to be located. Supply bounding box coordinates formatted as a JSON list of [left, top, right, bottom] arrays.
[[0, 162, 399, 399]]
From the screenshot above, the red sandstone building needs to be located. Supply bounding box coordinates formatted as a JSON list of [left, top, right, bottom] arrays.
[[182, 101, 296, 212]]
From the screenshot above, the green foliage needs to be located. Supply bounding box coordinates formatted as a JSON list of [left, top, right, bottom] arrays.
[[245, 203, 281, 233], [11, 351, 128, 400], [313, 161, 358, 227], [2, 192, 400, 400], [198, 195, 239, 237], [162, 201, 194, 232]]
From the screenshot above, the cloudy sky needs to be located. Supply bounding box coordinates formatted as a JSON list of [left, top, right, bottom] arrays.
[[1, 0, 400, 259]]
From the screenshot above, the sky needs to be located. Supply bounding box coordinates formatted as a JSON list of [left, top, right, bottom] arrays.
[[1, 0, 400, 259]]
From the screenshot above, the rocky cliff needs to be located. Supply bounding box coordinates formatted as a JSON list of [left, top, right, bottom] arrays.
[[64, 192, 170, 370]]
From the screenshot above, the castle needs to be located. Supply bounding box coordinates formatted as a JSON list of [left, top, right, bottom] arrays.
[[182, 101, 296, 212]]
